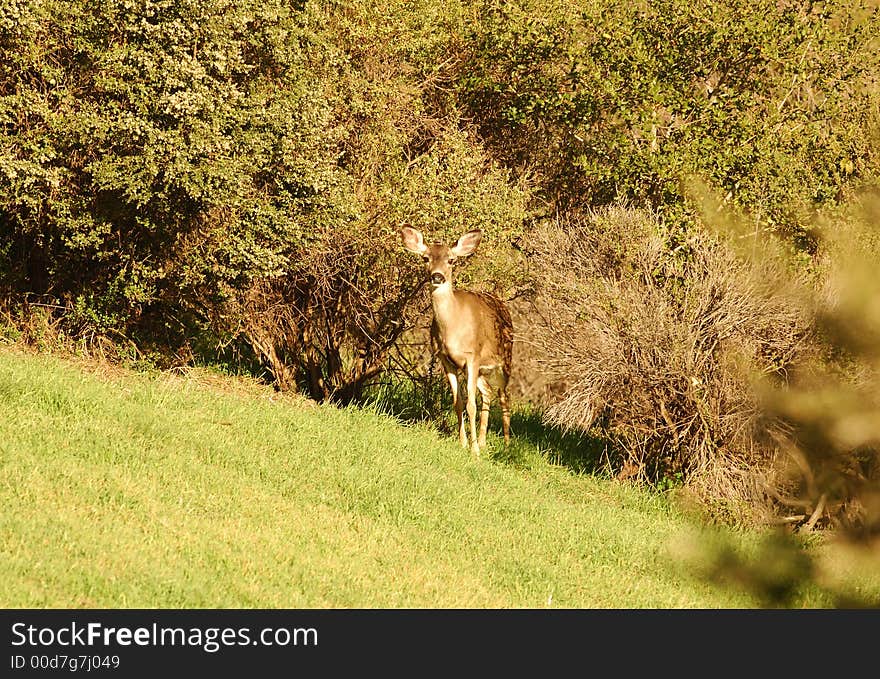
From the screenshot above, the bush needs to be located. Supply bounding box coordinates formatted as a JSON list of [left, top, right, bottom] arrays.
[[522, 206, 813, 520], [454, 0, 880, 245], [1, 0, 346, 337], [0, 0, 529, 397], [747, 192, 880, 534], [694, 192, 880, 606]]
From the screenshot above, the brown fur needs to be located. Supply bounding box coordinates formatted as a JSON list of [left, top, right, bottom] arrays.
[[472, 291, 514, 379]]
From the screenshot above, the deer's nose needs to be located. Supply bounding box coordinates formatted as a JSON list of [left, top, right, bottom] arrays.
[[430, 272, 446, 285]]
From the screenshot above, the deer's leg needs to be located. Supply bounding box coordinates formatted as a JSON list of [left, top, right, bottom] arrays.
[[499, 380, 511, 445], [466, 361, 479, 456], [446, 370, 466, 448], [477, 375, 492, 450]]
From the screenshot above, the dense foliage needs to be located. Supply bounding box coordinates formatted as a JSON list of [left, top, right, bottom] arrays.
[[455, 0, 880, 243], [0, 0, 529, 398]]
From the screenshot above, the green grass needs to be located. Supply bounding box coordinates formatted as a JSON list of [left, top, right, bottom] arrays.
[[0, 347, 859, 608]]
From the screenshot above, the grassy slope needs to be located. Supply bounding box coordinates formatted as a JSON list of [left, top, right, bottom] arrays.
[[0, 347, 840, 608]]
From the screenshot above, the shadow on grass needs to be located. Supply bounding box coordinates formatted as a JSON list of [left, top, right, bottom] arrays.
[[361, 378, 611, 476], [490, 408, 611, 475], [359, 375, 447, 425]]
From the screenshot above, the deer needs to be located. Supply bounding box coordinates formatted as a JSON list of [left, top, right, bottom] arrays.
[[401, 225, 513, 456]]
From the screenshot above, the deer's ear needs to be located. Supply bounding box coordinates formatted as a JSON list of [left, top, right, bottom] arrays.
[[400, 225, 428, 255], [451, 230, 482, 257]]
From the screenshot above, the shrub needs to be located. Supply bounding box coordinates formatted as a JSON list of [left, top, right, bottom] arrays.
[[744, 192, 880, 534], [522, 206, 813, 520], [0, 0, 529, 396], [454, 0, 880, 245], [1, 0, 346, 337], [695, 191, 880, 606]]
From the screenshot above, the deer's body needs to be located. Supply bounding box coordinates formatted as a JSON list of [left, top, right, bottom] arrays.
[[430, 289, 512, 385], [402, 227, 512, 455]]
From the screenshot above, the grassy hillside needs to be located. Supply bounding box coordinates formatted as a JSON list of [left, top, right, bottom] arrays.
[[1, 347, 874, 608]]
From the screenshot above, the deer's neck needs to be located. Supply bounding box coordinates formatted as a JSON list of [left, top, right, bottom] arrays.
[[430, 282, 460, 337]]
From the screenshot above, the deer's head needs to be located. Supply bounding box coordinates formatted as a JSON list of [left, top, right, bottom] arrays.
[[400, 226, 482, 290]]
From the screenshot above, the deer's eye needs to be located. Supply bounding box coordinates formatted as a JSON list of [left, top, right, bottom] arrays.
[[422, 256, 429, 263], [448, 258, 455, 264]]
